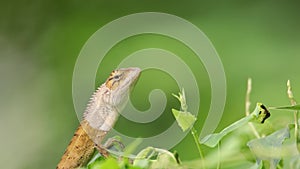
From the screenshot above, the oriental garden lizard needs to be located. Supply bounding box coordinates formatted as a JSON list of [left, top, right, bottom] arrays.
[[57, 67, 141, 169]]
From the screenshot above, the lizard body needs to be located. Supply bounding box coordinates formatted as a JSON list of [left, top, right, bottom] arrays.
[[57, 67, 141, 169]]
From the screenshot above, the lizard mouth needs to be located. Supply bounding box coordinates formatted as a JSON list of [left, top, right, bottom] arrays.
[[121, 67, 141, 89], [130, 67, 141, 83], [128, 67, 141, 79]]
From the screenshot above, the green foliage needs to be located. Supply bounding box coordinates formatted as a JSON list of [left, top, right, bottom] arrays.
[[88, 158, 119, 169], [172, 89, 196, 132], [271, 105, 300, 111], [85, 82, 300, 169], [200, 103, 271, 147], [172, 89, 205, 168], [172, 108, 196, 132], [134, 147, 179, 169], [200, 114, 253, 148], [290, 155, 300, 169], [247, 127, 290, 169]]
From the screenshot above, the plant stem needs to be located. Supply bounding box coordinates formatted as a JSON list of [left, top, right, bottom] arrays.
[[245, 78, 261, 138], [217, 142, 221, 169], [287, 80, 300, 153], [191, 127, 205, 169], [245, 78, 252, 116]]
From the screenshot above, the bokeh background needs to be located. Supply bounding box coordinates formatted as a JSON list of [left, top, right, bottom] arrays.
[[1, 1, 300, 169]]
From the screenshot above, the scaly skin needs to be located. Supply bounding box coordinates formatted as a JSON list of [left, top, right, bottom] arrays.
[[57, 67, 141, 169]]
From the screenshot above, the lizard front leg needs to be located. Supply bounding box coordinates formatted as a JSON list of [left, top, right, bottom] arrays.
[[95, 137, 125, 158]]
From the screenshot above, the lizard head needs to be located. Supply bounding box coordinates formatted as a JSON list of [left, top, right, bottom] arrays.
[[82, 67, 141, 130], [104, 67, 141, 107]]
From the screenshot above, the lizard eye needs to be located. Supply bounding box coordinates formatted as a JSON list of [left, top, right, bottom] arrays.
[[113, 74, 121, 80]]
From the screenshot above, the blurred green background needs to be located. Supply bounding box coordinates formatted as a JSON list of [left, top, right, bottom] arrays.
[[1, 1, 300, 169]]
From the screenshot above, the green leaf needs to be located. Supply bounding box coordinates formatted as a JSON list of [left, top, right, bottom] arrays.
[[88, 157, 119, 169], [200, 103, 270, 147], [249, 162, 263, 169], [123, 138, 142, 156], [200, 115, 253, 147], [172, 109, 196, 132], [270, 104, 300, 111], [290, 155, 300, 169], [172, 89, 196, 132], [126, 166, 144, 169], [133, 147, 154, 168], [149, 152, 178, 169], [134, 147, 178, 169], [87, 154, 105, 169], [247, 127, 290, 169]]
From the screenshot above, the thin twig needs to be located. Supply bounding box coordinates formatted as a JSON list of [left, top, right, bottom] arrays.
[[245, 78, 252, 116], [191, 127, 206, 169], [216, 142, 221, 169], [287, 80, 297, 105], [287, 80, 299, 153], [245, 78, 260, 138]]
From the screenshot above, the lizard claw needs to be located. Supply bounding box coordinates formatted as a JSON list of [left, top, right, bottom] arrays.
[[95, 138, 125, 158]]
